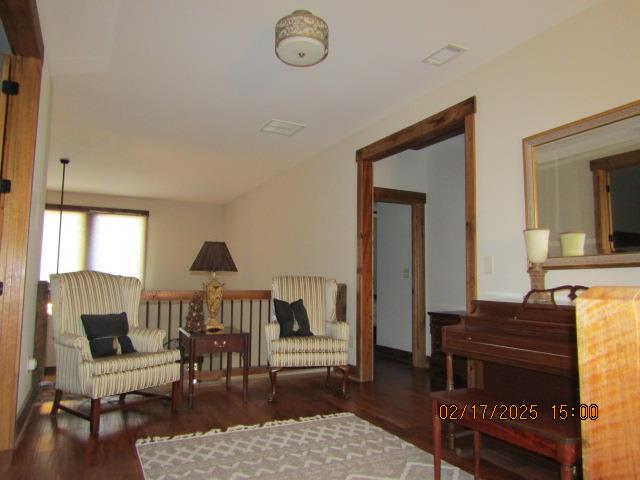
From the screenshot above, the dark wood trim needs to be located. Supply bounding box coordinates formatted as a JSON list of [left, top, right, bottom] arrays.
[[592, 169, 613, 254], [411, 202, 427, 368], [45, 203, 150, 217], [356, 98, 475, 162], [356, 98, 477, 382], [0, 0, 44, 59], [464, 113, 477, 313], [589, 148, 640, 172], [220, 290, 271, 301], [374, 187, 426, 204], [0, 55, 42, 451], [356, 161, 374, 382]]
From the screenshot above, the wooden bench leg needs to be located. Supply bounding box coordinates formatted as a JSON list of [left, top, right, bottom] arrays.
[[473, 430, 481, 479], [432, 399, 442, 480]]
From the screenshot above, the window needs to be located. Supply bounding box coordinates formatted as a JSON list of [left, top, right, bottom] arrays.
[[40, 205, 148, 283]]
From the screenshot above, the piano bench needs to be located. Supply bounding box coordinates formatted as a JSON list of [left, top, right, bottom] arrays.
[[431, 388, 581, 480]]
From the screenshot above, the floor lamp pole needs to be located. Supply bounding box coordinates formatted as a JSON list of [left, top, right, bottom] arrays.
[[56, 158, 70, 274]]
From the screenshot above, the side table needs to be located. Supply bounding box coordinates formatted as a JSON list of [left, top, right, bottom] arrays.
[[428, 311, 468, 391], [179, 327, 250, 407]]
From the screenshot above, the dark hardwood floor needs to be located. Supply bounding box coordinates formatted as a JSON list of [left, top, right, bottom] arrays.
[[1, 358, 560, 479]]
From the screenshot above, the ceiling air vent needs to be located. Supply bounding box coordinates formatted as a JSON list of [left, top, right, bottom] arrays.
[[260, 119, 306, 136], [422, 44, 467, 66]]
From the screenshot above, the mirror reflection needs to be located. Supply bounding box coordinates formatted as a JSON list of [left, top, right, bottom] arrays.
[[535, 114, 640, 257]]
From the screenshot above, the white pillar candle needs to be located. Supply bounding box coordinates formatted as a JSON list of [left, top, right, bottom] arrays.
[[560, 232, 586, 257], [524, 228, 550, 263]]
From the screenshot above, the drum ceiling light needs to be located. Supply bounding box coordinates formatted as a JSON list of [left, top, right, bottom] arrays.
[[275, 10, 328, 67]]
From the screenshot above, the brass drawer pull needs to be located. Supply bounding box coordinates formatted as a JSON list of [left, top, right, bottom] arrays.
[[213, 340, 227, 348]]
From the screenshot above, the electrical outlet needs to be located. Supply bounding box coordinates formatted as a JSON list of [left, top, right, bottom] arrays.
[[402, 267, 410, 279], [27, 358, 37, 371]]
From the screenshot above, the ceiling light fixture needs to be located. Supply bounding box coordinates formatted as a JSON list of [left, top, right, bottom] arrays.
[[423, 44, 467, 66], [275, 10, 328, 67]]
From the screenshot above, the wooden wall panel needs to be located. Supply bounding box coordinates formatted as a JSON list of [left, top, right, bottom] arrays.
[[356, 160, 374, 381], [0, 55, 42, 450]]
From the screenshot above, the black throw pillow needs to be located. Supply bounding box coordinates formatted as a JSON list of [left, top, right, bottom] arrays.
[[273, 299, 296, 338], [81, 312, 137, 358], [290, 299, 313, 337]]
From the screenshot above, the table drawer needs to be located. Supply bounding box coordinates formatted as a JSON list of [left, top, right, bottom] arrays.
[[194, 335, 245, 353]]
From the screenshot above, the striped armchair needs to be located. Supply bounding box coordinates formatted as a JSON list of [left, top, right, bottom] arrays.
[[265, 276, 349, 401], [49, 271, 181, 436]]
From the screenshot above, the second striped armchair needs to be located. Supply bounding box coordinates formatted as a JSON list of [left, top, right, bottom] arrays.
[[265, 276, 350, 401]]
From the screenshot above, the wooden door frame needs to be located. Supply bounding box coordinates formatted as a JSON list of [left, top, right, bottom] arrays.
[[0, 0, 44, 451], [356, 97, 476, 382], [373, 187, 427, 368]]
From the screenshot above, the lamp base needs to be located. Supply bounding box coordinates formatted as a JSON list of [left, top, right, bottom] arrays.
[[206, 318, 224, 332], [527, 264, 551, 304]]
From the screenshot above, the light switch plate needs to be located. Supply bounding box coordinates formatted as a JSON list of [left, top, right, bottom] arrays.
[[484, 256, 494, 274]]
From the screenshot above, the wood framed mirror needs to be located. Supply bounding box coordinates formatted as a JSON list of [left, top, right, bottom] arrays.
[[523, 99, 640, 269]]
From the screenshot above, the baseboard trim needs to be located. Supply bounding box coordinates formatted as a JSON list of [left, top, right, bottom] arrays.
[[374, 345, 412, 364], [14, 387, 38, 448]]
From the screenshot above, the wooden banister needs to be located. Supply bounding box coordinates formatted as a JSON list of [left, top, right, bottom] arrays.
[[141, 290, 271, 301]]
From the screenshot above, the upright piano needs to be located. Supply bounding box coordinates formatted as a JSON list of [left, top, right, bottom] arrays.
[[442, 293, 580, 409]]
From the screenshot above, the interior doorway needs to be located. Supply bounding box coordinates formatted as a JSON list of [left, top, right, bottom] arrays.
[[373, 188, 426, 367], [355, 97, 477, 382]]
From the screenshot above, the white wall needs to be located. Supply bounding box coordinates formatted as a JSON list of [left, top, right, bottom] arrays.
[[423, 137, 466, 312], [375, 202, 412, 352], [223, 0, 640, 365], [17, 63, 52, 414], [45, 191, 226, 290]]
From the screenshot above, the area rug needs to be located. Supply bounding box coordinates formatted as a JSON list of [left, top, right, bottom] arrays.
[[135, 412, 472, 480]]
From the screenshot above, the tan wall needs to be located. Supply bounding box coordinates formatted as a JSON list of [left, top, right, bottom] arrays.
[[223, 0, 640, 364], [45, 191, 225, 290]]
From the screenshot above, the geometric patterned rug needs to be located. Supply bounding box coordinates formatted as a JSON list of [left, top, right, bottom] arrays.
[[136, 412, 473, 479]]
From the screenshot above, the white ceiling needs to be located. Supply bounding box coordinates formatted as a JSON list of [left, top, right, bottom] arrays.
[[39, 0, 602, 204]]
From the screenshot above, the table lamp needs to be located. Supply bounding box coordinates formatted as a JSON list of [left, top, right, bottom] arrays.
[[189, 241, 237, 331], [524, 228, 550, 303]]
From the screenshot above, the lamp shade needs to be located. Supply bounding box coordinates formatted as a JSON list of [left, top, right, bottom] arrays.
[[524, 228, 550, 264], [275, 10, 328, 67], [189, 242, 237, 273]]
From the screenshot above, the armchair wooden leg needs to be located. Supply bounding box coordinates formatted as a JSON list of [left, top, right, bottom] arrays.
[[51, 389, 63, 416], [268, 366, 280, 402], [90, 399, 101, 437], [325, 367, 331, 388], [171, 380, 181, 413], [337, 365, 349, 399]]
